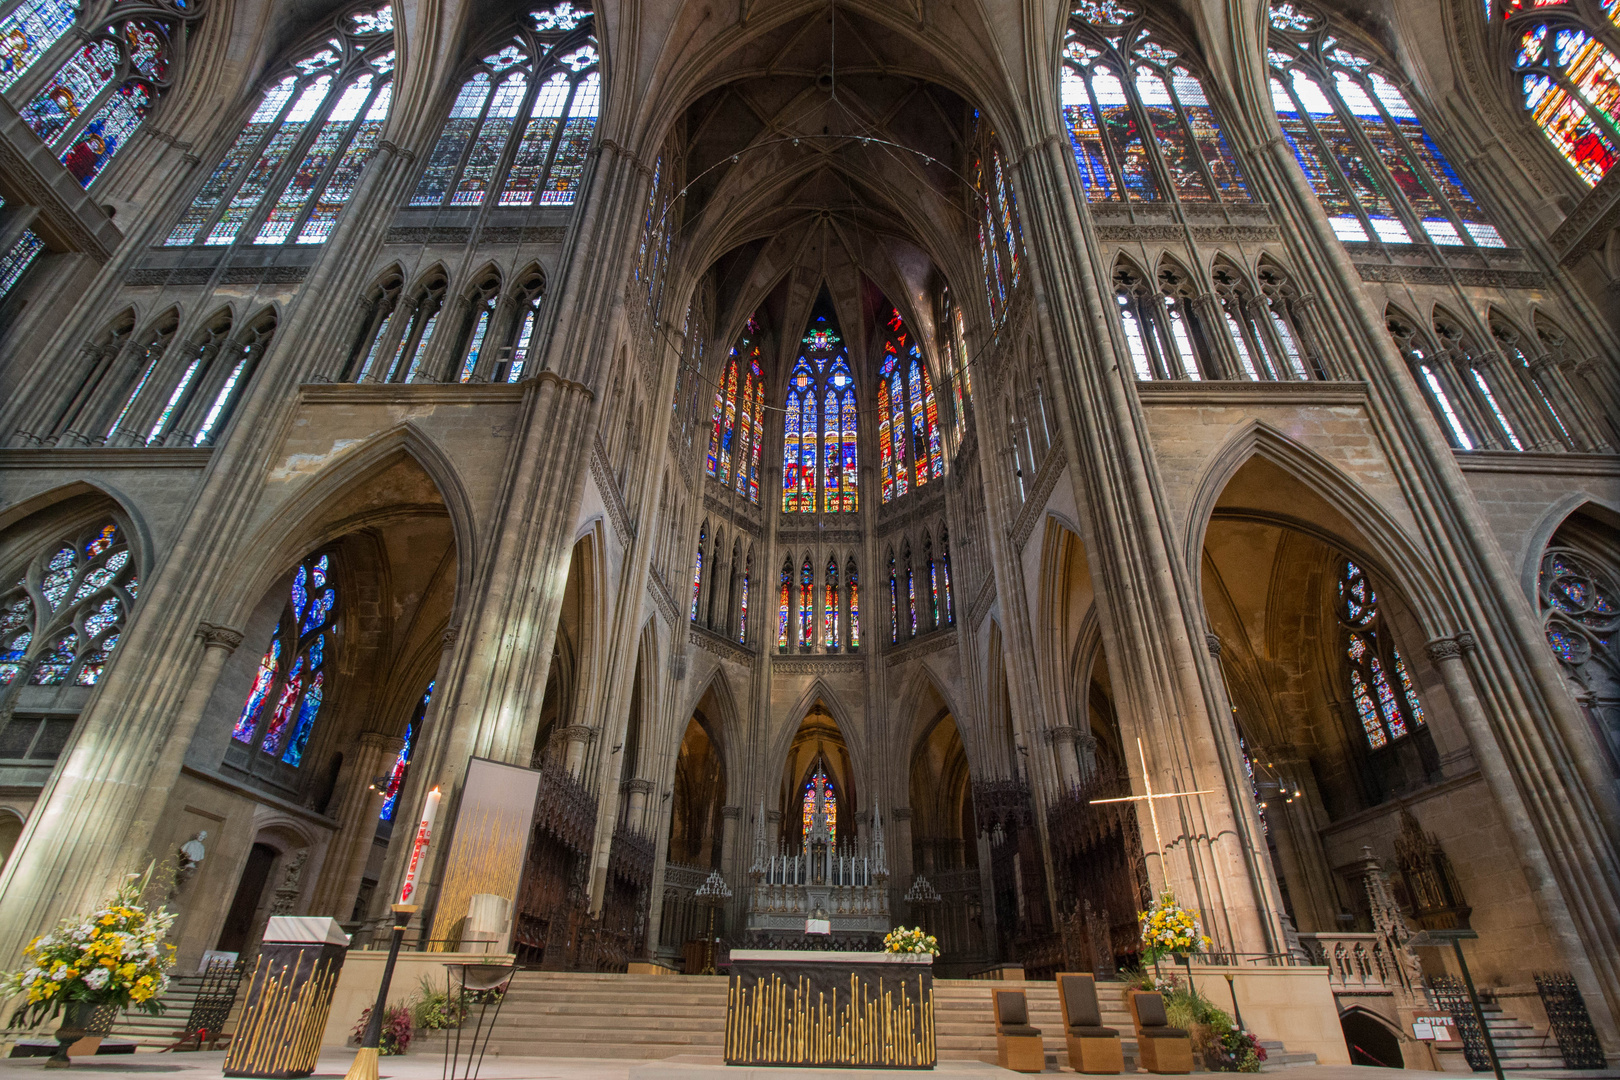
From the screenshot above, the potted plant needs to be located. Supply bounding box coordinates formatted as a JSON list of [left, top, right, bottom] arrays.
[[882, 927, 940, 957], [0, 866, 176, 1067]]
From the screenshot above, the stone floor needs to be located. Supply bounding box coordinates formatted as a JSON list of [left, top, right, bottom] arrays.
[[0, 1051, 1615, 1079]]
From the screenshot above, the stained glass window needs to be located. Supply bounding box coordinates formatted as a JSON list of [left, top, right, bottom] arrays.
[[1337, 559, 1426, 750], [1537, 548, 1620, 711], [707, 316, 764, 504], [1269, 1, 1507, 248], [0, 521, 137, 689], [941, 530, 955, 625], [411, 7, 599, 209], [799, 558, 814, 647], [777, 559, 791, 651], [888, 554, 899, 644], [847, 560, 861, 650], [879, 309, 944, 503], [802, 766, 836, 846], [971, 118, 1026, 327], [781, 307, 858, 512], [0, 0, 79, 96], [380, 682, 431, 821], [690, 525, 705, 621], [1486, 0, 1620, 185], [231, 552, 336, 768], [0, 228, 45, 303], [824, 557, 840, 650], [166, 6, 392, 245], [1063, 3, 1249, 208], [7, 6, 193, 189], [738, 552, 751, 644]]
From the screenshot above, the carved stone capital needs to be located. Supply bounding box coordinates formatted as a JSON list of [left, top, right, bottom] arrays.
[[195, 621, 244, 652], [375, 139, 415, 164], [1206, 632, 1223, 657], [1425, 637, 1464, 663], [721, 804, 744, 820], [441, 624, 460, 649], [1455, 630, 1478, 655], [622, 778, 654, 795], [892, 807, 912, 821], [1043, 726, 1082, 746], [561, 724, 595, 745]]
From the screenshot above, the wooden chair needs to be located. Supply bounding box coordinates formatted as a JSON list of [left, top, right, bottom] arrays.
[[1128, 990, 1194, 1074], [1057, 973, 1123, 1074], [992, 988, 1046, 1073]]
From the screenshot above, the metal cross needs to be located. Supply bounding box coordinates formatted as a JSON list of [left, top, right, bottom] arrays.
[[1089, 738, 1215, 856]]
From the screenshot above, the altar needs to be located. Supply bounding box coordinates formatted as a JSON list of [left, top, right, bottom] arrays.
[[724, 950, 936, 1069]]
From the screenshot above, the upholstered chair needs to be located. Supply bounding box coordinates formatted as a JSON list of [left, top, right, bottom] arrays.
[[1057, 973, 1123, 1073], [991, 988, 1046, 1073], [1128, 989, 1194, 1074]]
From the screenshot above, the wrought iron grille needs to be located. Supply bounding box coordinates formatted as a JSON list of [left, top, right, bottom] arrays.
[[1427, 974, 1490, 1071], [1535, 971, 1606, 1070]]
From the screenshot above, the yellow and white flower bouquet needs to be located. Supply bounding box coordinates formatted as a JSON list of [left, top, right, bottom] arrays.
[[0, 867, 177, 1027], [883, 927, 940, 956], [1137, 890, 1212, 964]]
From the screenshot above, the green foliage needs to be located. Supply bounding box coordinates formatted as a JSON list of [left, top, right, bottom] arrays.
[[1124, 970, 1266, 1073], [410, 975, 467, 1030]]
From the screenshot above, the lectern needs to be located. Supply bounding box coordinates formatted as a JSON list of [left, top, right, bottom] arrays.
[[224, 917, 350, 1079]]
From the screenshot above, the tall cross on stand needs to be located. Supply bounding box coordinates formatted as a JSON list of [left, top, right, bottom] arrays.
[[1089, 738, 1214, 862]]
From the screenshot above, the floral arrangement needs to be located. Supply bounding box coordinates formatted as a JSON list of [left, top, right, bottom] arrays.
[[1137, 890, 1211, 964], [353, 1004, 414, 1055], [883, 927, 940, 956], [0, 866, 176, 1027], [410, 975, 466, 1031]]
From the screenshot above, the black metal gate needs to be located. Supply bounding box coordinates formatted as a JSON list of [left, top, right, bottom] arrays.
[[1427, 974, 1491, 1072], [1535, 970, 1606, 1070]]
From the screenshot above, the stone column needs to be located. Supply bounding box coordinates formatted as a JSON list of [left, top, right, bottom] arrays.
[[128, 622, 244, 840], [561, 724, 594, 779], [1045, 726, 1082, 790], [891, 806, 914, 885], [308, 732, 403, 921], [623, 779, 653, 834], [720, 805, 743, 882], [1425, 632, 1619, 1047]]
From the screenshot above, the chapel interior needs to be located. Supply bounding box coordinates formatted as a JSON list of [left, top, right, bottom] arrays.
[[0, 0, 1617, 1065]]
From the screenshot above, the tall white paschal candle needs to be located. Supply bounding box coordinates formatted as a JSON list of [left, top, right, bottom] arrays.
[[397, 786, 441, 906]]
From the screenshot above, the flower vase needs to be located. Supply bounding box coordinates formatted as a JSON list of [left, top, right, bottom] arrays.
[[45, 1001, 99, 1069]]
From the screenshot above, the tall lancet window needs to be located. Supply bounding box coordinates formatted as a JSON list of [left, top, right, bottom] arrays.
[[1487, 0, 1620, 185], [1062, 0, 1250, 205], [411, 3, 599, 208], [11, 0, 199, 188], [707, 315, 764, 503], [1269, 1, 1507, 247], [969, 116, 1024, 327], [1338, 560, 1426, 750], [380, 681, 431, 821], [777, 559, 791, 651], [232, 552, 337, 770], [0, 521, 139, 689], [878, 308, 943, 504], [166, 4, 393, 246], [802, 765, 836, 846], [781, 306, 858, 513]]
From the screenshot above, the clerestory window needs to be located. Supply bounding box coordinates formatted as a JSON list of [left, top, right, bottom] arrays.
[[165, 3, 394, 247], [410, 3, 599, 209]]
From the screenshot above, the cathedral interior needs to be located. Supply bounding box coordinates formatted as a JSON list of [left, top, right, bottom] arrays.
[[0, 0, 1618, 1061]]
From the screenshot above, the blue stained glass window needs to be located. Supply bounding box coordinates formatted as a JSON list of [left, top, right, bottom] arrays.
[[3, 522, 136, 689], [1339, 560, 1425, 750], [0, 229, 45, 301], [234, 551, 337, 768], [380, 681, 431, 821], [1268, 0, 1508, 249]]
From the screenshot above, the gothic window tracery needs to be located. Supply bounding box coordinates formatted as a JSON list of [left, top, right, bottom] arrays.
[[708, 316, 765, 504], [1538, 547, 1620, 765], [1387, 312, 1477, 450], [165, 3, 393, 247], [1062, 1, 1250, 205], [878, 308, 941, 503], [802, 765, 836, 846], [1268, 0, 1508, 248], [410, 3, 599, 209], [782, 312, 858, 513], [454, 271, 501, 383], [1488, 0, 1620, 185], [231, 552, 337, 771], [940, 289, 973, 443], [777, 558, 791, 651], [8, 0, 199, 189], [0, 521, 138, 690], [690, 522, 706, 621], [1337, 559, 1426, 751]]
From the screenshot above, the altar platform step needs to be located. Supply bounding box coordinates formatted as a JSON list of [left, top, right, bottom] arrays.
[[416, 972, 731, 1059]]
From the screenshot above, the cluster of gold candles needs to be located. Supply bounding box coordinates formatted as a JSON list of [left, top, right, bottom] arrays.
[[725, 971, 936, 1068], [224, 953, 340, 1077]]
